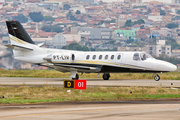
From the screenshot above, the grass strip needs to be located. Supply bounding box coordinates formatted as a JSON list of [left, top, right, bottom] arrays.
[[0, 85, 180, 104], [0, 69, 180, 80]]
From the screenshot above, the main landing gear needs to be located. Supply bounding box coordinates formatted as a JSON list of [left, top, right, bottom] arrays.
[[72, 73, 79, 80], [103, 73, 110, 80], [154, 74, 160, 81]]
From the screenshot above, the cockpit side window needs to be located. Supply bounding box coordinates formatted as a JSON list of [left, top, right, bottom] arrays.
[[133, 53, 140, 61], [140, 53, 146, 60], [140, 53, 153, 60]]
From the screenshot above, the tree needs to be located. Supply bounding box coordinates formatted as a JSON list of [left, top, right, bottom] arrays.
[[62, 42, 89, 51], [176, 10, 180, 14], [124, 20, 133, 27], [12, 14, 28, 23], [136, 19, 145, 24], [29, 12, 44, 22], [41, 25, 64, 33], [44, 16, 54, 22], [76, 10, 81, 14], [166, 38, 180, 49], [166, 23, 179, 29], [63, 4, 71, 10], [160, 10, 166, 16], [66, 11, 73, 18], [70, 15, 77, 21]]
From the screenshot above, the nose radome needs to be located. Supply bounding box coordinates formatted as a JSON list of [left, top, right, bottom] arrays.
[[170, 64, 177, 71], [164, 62, 177, 72]]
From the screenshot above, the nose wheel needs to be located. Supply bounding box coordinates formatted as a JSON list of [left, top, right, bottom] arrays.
[[103, 73, 110, 80], [154, 74, 160, 81]]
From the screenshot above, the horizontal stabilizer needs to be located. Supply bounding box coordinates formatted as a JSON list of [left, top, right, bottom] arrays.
[[5, 44, 33, 51]]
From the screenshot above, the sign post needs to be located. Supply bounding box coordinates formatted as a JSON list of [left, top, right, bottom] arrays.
[[74, 80, 86, 90], [64, 80, 74, 89]]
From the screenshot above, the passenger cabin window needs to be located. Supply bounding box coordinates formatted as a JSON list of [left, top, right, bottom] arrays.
[[86, 55, 90, 60], [92, 55, 96, 60], [105, 55, 108, 60], [99, 55, 102, 60], [133, 53, 140, 61], [111, 55, 114, 60], [117, 55, 121, 60]]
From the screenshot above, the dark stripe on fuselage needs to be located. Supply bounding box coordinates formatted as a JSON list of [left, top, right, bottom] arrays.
[[54, 63, 168, 73]]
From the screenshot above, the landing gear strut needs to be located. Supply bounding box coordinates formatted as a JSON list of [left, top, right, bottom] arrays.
[[103, 73, 110, 80], [154, 74, 160, 81], [72, 73, 79, 80]]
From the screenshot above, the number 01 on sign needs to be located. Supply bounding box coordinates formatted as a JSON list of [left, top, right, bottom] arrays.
[[75, 80, 86, 90]]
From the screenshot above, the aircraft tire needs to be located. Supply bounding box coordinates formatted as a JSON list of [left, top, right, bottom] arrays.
[[72, 74, 79, 80], [103, 73, 110, 80], [154, 74, 160, 81]]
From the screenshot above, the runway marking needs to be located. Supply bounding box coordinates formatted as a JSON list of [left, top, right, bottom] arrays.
[[0, 104, 180, 119]]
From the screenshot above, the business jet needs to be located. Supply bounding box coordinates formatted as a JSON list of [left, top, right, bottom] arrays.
[[5, 20, 177, 81]]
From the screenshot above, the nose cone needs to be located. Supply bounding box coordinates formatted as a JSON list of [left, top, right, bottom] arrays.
[[158, 60, 177, 72], [169, 64, 177, 71]]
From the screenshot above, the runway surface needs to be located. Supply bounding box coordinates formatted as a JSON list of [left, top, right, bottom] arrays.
[[0, 77, 180, 87], [1, 77, 180, 119], [0, 100, 180, 120]]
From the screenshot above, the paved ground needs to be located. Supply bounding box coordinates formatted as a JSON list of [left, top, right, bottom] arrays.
[[1, 77, 180, 119], [0, 100, 180, 120], [0, 77, 180, 88]]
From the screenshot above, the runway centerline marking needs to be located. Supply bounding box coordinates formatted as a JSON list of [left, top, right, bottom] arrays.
[[0, 104, 179, 119]]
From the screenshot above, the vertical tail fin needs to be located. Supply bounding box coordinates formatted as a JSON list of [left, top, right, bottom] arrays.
[[6, 21, 35, 44]]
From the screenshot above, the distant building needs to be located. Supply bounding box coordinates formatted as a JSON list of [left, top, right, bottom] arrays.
[[74, 0, 95, 4], [117, 46, 147, 51], [114, 29, 136, 40], [148, 16, 162, 22], [146, 40, 171, 57], [71, 27, 112, 41], [116, 19, 126, 27], [52, 33, 66, 48], [146, 45, 171, 57]]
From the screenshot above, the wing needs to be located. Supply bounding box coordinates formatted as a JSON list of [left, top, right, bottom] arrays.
[[41, 63, 102, 73]]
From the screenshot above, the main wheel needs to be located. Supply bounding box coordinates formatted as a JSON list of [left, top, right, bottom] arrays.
[[72, 74, 79, 80], [103, 73, 110, 80], [154, 74, 160, 81]]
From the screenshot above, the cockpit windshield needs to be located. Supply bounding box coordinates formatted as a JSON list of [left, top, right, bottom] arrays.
[[140, 53, 153, 60]]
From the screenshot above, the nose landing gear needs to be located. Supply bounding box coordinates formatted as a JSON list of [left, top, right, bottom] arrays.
[[154, 74, 160, 81], [103, 73, 110, 80], [72, 73, 79, 80]]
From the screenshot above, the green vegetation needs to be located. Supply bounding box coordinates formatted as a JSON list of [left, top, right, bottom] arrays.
[[12, 14, 28, 23], [0, 86, 180, 104], [66, 11, 77, 21], [29, 12, 44, 22], [160, 9, 166, 16], [123, 19, 145, 27], [96, 19, 116, 25], [44, 16, 54, 22], [0, 69, 180, 80], [166, 23, 179, 29], [62, 42, 89, 51], [166, 38, 180, 49], [41, 25, 64, 33], [76, 10, 81, 14], [63, 4, 71, 10], [176, 10, 180, 14]]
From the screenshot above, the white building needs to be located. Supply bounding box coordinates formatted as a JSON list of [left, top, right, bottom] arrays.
[[148, 16, 162, 22], [142, 0, 174, 3]]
